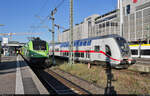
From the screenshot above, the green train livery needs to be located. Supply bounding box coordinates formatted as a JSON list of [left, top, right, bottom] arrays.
[[21, 37, 50, 66]]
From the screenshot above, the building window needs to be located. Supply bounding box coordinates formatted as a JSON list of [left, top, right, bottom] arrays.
[[106, 22, 109, 27], [99, 24, 101, 28], [103, 23, 105, 28], [126, 4, 130, 15]]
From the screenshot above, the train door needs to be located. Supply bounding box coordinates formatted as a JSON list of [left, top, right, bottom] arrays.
[[104, 38, 119, 63], [91, 39, 101, 61]]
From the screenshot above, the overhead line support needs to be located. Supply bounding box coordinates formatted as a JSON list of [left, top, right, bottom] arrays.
[[50, 8, 57, 66], [69, 0, 74, 65]]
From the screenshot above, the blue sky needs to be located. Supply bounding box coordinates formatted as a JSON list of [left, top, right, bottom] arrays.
[[0, 0, 117, 43]]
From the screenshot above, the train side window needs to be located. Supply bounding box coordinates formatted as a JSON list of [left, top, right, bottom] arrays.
[[78, 53, 80, 57], [75, 52, 77, 57], [79, 42, 83, 46], [60, 51, 62, 56], [64, 52, 66, 56], [87, 40, 91, 46], [141, 50, 150, 55], [74, 42, 76, 46], [83, 41, 87, 46], [105, 45, 111, 56], [131, 49, 138, 55], [63, 52, 65, 56], [67, 52, 69, 56], [94, 46, 100, 52], [75, 52, 79, 57], [81, 53, 84, 58]]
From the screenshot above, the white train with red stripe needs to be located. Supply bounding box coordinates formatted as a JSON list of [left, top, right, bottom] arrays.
[[49, 34, 136, 68]]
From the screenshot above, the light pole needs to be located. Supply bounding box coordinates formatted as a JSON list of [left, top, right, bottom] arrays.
[[119, 0, 123, 37], [49, 8, 57, 66], [146, 25, 150, 44]]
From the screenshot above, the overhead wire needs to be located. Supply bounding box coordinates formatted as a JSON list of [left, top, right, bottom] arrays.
[[28, 0, 50, 38], [28, 0, 66, 39], [55, 0, 65, 9], [33, 0, 66, 29], [35, 0, 49, 16]]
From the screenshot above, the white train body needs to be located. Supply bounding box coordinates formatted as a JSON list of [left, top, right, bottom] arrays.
[[129, 44, 150, 58], [50, 34, 135, 68]]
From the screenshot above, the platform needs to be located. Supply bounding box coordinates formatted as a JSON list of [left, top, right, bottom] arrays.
[[128, 58, 150, 72], [0, 55, 49, 94]]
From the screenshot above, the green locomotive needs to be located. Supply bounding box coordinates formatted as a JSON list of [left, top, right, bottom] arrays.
[[21, 37, 49, 65]]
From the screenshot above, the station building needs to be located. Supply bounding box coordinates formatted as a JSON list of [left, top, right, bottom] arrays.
[[58, 0, 150, 44], [2, 38, 24, 56]]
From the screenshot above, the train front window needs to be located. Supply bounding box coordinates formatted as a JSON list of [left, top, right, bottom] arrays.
[[33, 41, 46, 50], [115, 37, 130, 56]]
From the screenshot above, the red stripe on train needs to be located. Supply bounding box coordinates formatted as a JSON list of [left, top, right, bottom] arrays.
[[49, 50, 120, 61]]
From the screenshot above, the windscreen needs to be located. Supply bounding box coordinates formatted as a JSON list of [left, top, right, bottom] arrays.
[[33, 40, 46, 50], [115, 37, 131, 57]]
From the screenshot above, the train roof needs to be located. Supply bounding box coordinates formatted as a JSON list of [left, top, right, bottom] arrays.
[[79, 34, 120, 41], [60, 34, 121, 43], [30, 38, 47, 43], [51, 34, 122, 47]]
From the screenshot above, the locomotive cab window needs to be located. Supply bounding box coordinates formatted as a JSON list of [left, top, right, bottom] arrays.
[[33, 40, 46, 50], [94, 46, 100, 52], [105, 45, 111, 56]]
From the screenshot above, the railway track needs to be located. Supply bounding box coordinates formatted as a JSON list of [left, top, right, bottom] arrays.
[[20, 54, 90, 94], [30, 66, 89, 95], [24, 55, 150, 94]]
